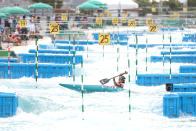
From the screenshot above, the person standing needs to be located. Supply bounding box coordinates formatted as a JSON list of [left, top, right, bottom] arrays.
[[3, 18, 11, 41], [29, 20, 35, 39]]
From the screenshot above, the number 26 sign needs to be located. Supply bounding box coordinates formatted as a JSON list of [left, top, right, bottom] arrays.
[[99, 33, 110, 45]]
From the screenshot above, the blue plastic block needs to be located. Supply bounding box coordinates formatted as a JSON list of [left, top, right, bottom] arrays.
[[172, 84, 192, 92], [52, 40, 96, 45], [0, 63, 72, 79], [136, 75, 144, 85], [113, 41, 128, 45], [178, 93, 196, 116], [0, 58, 18, 63], [129, 44, 162, 49], [39, 44, 55, 49], [180, 66, 196, 73], [151, 55, 196, 64], [56, 45, 85, 51], [136, 74, 196, 86], [161, 51, 196, 55], [0, 92, 18, 117], [29, 49, 74, 54], [163, 94, 180, 118], [19, 54, 83, 64], [144, 75, 153, 86]]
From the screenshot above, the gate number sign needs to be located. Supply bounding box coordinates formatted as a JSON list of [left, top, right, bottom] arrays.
[[149, 25, 157, 32], [99, 33, 110, 45], [128, 20, 136, 27], [49, 23, 59, 34], [19, 20, 27, 28]]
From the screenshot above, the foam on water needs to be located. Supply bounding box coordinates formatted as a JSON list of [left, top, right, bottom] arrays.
[[1, 32, 196, 130]]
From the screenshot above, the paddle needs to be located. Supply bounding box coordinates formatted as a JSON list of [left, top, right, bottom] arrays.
[[100, 71, 128, 85]]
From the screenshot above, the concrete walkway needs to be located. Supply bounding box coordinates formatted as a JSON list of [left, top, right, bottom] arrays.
[[0, 36, 52, 55]]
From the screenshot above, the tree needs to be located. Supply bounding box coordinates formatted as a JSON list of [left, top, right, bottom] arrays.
[[188, 0, 196, 7], [152, 0, 159, 7], [163, 0, 182, 11], [134, 0, 152, 16], [134, 0, 151, 7], [32, 0, 63, 8]]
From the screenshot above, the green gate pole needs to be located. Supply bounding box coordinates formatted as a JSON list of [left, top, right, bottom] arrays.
[[126, 30, 131, 120], [68, 34, 71, 77], [135, 34, 138, 80], [169, 34, 172, 79], [145, 36, 148, 72], [73, 24, 76, 87], [81, 58, 84, 120], [35, 35, 39, 88], [162, 33, 165, 67], [117, 24, 120, 72]]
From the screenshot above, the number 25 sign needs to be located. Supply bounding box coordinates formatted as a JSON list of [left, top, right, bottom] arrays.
[[99, 33, 110, 45]]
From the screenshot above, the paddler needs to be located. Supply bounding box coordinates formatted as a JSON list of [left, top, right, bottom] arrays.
[[113, 71, 128, 88]]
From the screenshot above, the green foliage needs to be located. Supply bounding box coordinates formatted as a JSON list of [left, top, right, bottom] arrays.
[[188, 0, 196, 7], [163, 0, 182, 11], [134, 0, 151, 7], [0, 51, 16, 57], [134, 0, 151, 16], [152, 0, 159, 7], [32, 0, 63, 8]]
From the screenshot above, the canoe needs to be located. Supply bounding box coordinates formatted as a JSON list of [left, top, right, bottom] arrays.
[[59, 84, 124, 93]]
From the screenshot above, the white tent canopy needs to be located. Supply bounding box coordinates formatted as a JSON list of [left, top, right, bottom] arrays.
[[98, 0, 138, 10]]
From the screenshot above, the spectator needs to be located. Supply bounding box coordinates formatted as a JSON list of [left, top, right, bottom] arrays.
[[9, 30, 22, 46], [12, 18, 17, 32], [4, 18, 11, 41], [0, 23, 3, 50], [29, 20, 35, 39], [20, 16, 28, 40]]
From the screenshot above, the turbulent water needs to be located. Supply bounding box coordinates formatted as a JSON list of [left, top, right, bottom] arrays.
[[1, 30, 196, 131]]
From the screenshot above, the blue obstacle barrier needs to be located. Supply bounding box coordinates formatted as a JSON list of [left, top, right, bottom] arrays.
[[182, 34, 196, 42], [29, 49, 74, 54], [161, 27, 184, 32], [170, 84, 196, 92], [129, 44, 162, 48], [158, 46, 196, 50], [0, 63, 72, 79], [136, 74, 196, 86], [39, 44, 85, 51], [163, 44, 196, 46], [134, 43, 196, 49], [161, 51, 196, 55], [0, 58, 18, 63], [163, 94, 180, 118], [18, 53, 83, 64], [178, 93, 196, 116], [56, 45, 85, 51], [52, 40, 96, 45], [180, 66, 196, 73], [151, 56, 196, 63], [0, 92, 18, 117], [112, 41, 128, 45], [163, 93, 196, 118], [39, 44, 55, 49], [129, 43, 196, 49]]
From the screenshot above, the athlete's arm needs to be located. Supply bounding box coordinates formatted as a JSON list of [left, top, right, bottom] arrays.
[[113, 77, 121, 87]]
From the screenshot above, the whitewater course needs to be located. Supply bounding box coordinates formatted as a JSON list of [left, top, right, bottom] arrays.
[[1, 20, 196, 130]]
